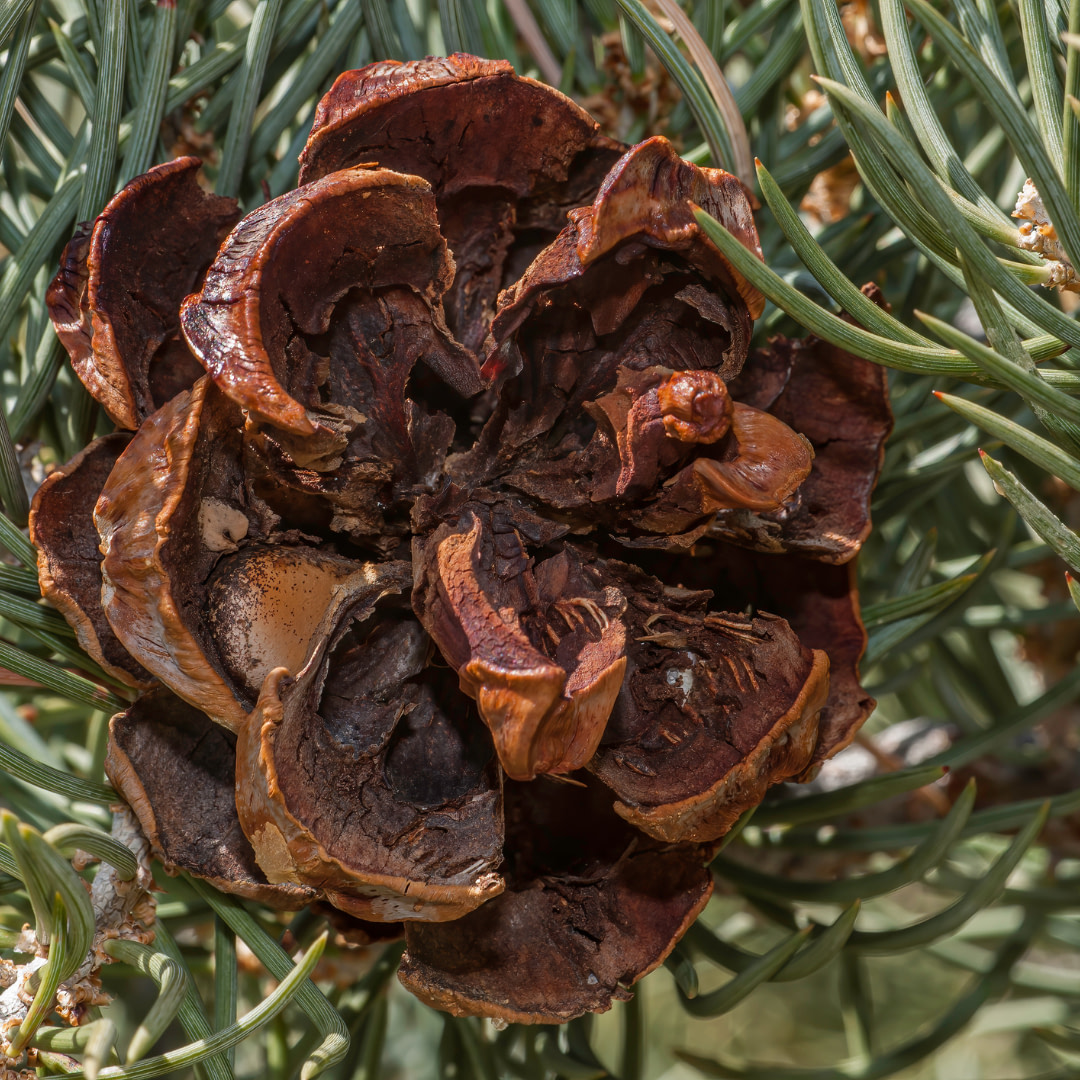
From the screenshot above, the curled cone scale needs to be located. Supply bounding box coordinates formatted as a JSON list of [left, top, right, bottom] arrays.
[[585, 561, 831, 842], [46, 157, 239, 430], [234, 578, 506, 923], [29, 433, 152, 688], [296, 55, 624, 351], [36, 54, 892, 1024], [399, 774, 713, 1023], [179, 165, 481, 442], [106, 687, 315, 909], [411, 494, 627, 781]]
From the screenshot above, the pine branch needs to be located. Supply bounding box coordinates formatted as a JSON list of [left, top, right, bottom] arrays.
[[2, 2, 1080, 1078]]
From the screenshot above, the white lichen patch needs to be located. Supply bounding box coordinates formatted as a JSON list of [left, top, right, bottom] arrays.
[[1013, 179, 1080, 293]]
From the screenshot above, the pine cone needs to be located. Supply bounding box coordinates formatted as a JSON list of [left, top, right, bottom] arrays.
[[31, 55, 892, 1023]]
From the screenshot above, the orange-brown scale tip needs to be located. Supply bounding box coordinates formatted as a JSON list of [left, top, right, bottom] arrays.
[[658, 370, 732, 445]]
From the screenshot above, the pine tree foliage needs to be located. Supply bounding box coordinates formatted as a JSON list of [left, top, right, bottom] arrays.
[[1, 0, 1080, 1077]]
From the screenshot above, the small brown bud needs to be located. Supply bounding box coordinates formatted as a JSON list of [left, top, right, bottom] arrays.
[[658, 370, 732, 444]]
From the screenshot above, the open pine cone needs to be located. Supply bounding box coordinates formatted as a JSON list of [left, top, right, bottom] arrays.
[[31, 55, 891, 1023]]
